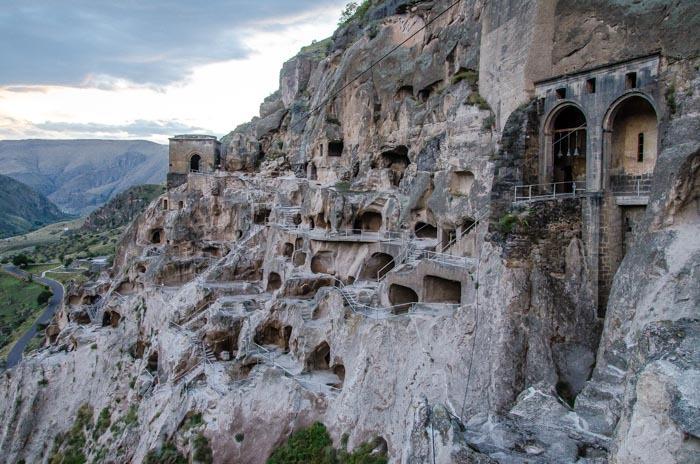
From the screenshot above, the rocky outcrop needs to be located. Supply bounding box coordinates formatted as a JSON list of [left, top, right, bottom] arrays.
[[0, 1, 698, 463]]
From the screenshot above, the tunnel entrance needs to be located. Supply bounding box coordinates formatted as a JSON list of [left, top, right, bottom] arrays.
[[328, 140, 344, 157], [423, 275, 461, 304], [102, 310, 121, 328], [254, 208, 271, 225], [359, 252, 394, 280], [388, 284, 418, 313]]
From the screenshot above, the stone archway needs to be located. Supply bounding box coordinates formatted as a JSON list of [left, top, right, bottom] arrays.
[[603, 93, 659, 191], [190, 154, 201, 172], [541, 103, 588, 189], [388, 284, 418, 313]]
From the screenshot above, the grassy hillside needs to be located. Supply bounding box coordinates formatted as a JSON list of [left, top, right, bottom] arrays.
[[0, 139, 167, 215], [0, 184, 164, 263], [0, 174, 69, 239], [0, 270, 49, 355]]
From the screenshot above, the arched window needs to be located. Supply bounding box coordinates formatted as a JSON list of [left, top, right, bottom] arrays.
[[190, 154, 201, 172], [551, 106, 587, 188]]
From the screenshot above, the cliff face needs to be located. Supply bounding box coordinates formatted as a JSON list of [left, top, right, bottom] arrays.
[[0, 1, 698, 463]]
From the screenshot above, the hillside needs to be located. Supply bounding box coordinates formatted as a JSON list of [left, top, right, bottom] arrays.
[[0, 174, 68, 238], [0, 139, 167, 215], [0, 184, 166, 263]]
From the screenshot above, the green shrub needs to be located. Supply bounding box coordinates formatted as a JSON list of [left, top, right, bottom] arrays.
[[182, 412, 204, 431], [12, 254, 31, 267], [193, 433, 213, 464], [94, 407, 111, 439], [665, 83, 677, 115], [451, 68, 478, 88], [497, 213, 519, 234], [124, 405, 139, 428], [144, 442, 187, 464], [37, 289, 53, 305], [267, 422, 334, 464], [467, 92, 491, 111], [338, 0, 372, 26]]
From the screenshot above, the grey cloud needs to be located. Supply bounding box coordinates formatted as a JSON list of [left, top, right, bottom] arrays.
[[0, 1, 345, 87], [33, 119, 207, 138]]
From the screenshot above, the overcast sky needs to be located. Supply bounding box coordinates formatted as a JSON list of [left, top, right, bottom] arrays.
[[0, 1, 347, 143]]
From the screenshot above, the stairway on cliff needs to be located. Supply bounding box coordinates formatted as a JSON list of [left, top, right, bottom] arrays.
[[574, 350, 629, 436]]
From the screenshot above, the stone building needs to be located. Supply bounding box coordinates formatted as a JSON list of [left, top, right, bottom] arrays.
[[167, 135, 221, 189], [532, 53, 661, 309]]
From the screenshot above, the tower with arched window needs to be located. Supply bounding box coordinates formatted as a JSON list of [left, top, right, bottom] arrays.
[[531, 53, 662, 311], [167, 135, 222, 189]]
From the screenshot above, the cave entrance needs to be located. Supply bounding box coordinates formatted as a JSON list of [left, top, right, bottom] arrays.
[[440, 227, 456, 251], [388, 284, 418, 313], [102, 310, 121, 328], [423, 275, 461, 304], [354, 211, 383, 232], [150, 228, 164, 245], [190, 154, 201, 173], [548, 105, 587, 189], [305, 341, 331, 371], [267, 272, 282, 292], [254, 321, 292, 352], [414, 222, 438, 239], [147, 351, 159, 374], [328, 140, 344, 157], [359, 252, 394, 280], [205, 328, 240, 360], [310, 251, 334, 274], [380, 146, 410, 186], [308, 162, 318, 180], [254, 208, 271, 225]]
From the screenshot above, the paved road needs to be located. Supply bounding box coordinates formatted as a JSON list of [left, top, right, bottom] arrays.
[[2, 265, 64, 368]]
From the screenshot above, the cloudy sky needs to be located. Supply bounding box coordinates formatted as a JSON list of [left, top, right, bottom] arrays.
[[0, 1, 347, 143]]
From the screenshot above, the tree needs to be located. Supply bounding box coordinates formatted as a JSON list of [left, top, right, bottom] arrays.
[[37, 289, 53, 305], [338, 2, 359, 25], [12, 254, 31, 267]]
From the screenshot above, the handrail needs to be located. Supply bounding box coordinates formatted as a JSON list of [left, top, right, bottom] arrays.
[[439, 208, 489, 254], [513, 181, 587, 203]]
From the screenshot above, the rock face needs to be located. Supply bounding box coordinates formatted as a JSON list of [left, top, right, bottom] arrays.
[[0, 1, 698, 463]]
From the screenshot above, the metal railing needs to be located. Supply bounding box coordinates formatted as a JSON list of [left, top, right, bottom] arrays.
[[276, 223, 404, 242], [611, 178, 651, 196], [438, 208, 489, 254], [513, 181, 587, 203]]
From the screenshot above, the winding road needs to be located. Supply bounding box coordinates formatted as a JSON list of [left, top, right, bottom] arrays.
[[2, 265, 64, 368]]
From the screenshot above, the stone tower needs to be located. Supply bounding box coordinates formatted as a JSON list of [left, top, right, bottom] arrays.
[[167, 134, 221, 189]]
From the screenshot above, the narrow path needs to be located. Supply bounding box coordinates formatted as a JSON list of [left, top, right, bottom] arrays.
[[3, 264, 64, 368]]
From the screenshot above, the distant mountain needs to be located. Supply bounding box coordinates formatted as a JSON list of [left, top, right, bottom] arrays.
[[0, 174, 68, 238], [82, 184, 165, 232], [0, 140, 168, 215]]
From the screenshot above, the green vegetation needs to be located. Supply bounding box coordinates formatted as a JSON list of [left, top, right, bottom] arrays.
[[0, 270, 50, 354], [144, 442, 187, 464], [665, 83, 677, 115], [182, 412, 204, 431], [338, 1, 373, 27], [193, 433, 214, 464], [467, 92, 491, 111], [451, 68, 478, 88], [300, 38, 333, 59], [0, 174, 69, 239], [497, 213, 520, 234], [93, 408, 111, 439], [49, 403, 93, 464], [267, 422, 387, 464]]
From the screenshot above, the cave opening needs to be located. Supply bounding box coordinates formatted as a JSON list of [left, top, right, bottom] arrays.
[[388, 284, 418, 313], [305, 341, 331, 371], [414, 222, 438, 239], [267, 272, 282, 292], [328, 140, 344, 157], [423, 275, 461, 304], [353, 211, 383, 232], [359, 252, 394, 280], [254, 321, 292, 352]]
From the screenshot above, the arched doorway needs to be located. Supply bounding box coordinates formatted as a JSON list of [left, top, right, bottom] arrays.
[[604, 94, 658, 189], [190, 154, 201, 172], [549, 105, 587, 188]]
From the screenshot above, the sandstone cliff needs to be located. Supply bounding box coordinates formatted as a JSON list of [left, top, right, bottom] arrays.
[[0, 1, 698, 463]]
